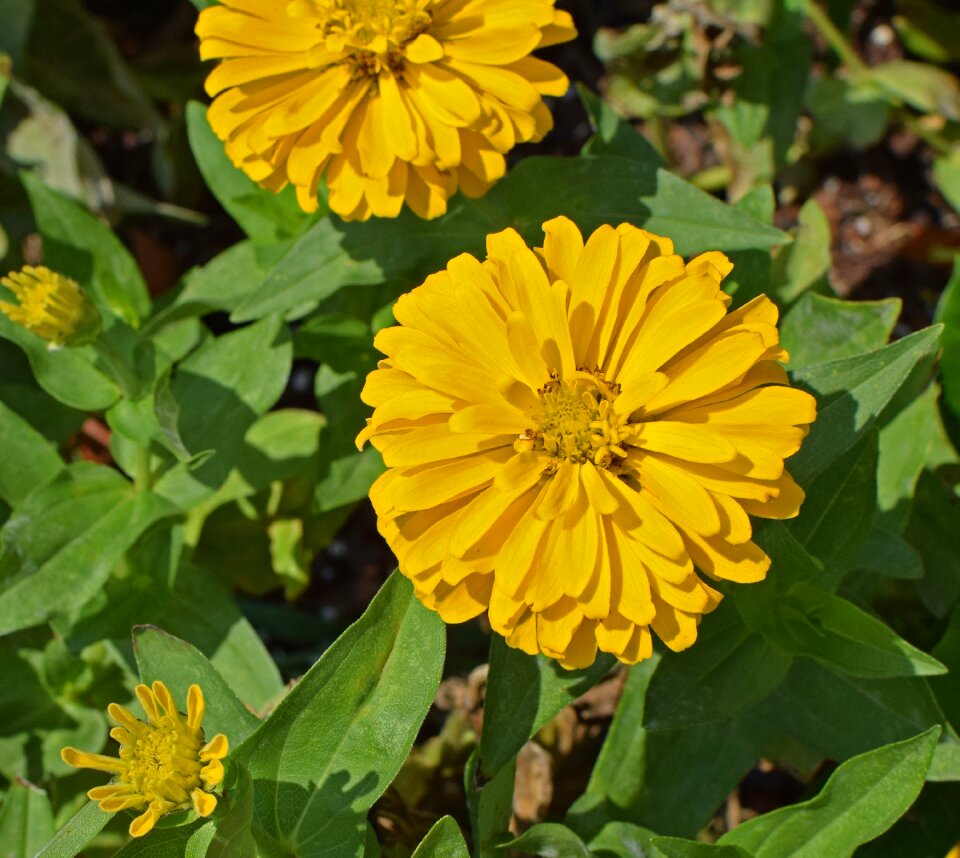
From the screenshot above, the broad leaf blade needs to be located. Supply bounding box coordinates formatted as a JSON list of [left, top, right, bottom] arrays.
[[719, 729, 939, 857], [234, 572, 445, 857], [479, 636, 614, 777], [133, 626, 260, 746]]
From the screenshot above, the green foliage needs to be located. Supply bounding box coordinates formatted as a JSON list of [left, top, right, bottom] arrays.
[[3, 3, 959, 856]]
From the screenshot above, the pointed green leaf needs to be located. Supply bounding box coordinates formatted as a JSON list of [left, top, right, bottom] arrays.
[[719, 729, 939, 857], [234, 572, 445, 858], [771, 584, 946, 678], [780, 293, 900, 369], [35, 801, 110, 858], [186, 102, 309, 244], [789, 325, 942, 483], [652, 837, 753, 858], [0, 463, 180, 635], [411, 816, 470, 858], [506, 823, 591, 858], [0, 779, 55, 858], [21, 170, 149, 325], [479, 635, 614, 777], [133, 626, 260, 746], [0, 400, 63, 505], [643, 601, 792, 730]]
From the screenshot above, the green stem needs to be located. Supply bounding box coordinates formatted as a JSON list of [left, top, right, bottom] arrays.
[[134, 446, 152, 493], [805, 0, 869, 77]]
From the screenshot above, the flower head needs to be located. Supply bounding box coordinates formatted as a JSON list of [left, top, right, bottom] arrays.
[[196, 0, 576, 221], [61, 682, 229, 838], [358, 218, 817, 669], [1, 266, 99, 348]]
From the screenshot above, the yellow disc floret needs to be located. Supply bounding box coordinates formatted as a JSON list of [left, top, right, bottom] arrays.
[[61, 682, 229, 838], [522, 369, 630, 469], [0, 265, 99, 348]]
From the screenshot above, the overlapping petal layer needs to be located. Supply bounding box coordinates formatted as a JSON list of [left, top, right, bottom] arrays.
[[197, 0, 576, 221], [359, 218, 816, 668]]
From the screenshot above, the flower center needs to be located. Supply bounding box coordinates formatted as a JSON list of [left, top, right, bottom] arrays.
[[120, 719, 204, 808], [304, 0, 432, 66], [521, 369, 630, 468]]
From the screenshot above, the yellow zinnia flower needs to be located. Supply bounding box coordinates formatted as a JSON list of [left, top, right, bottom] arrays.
[[61, 682, 229, 838], [357, 218, 817, 669], [1, 265, 99, 348], [196, 0, 576, 221]]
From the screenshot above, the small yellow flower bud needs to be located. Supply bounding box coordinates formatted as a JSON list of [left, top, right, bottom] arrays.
[[61, 681, 229, 838], [0, 265, 100, 348]]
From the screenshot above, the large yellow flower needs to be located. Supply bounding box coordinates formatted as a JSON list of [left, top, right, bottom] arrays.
[[61, 682, 229, 838], [196, 0, 575, 221], [358, 218, 817, 669]]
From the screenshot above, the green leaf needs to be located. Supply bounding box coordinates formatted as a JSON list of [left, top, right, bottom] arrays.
[[875, 383, 940, 531], [0, 0, 34, 65], [807, 76, 890, 151], [587, 822, 656, 858], [153, 316, 293, 508], [567, 658, 771, 839], [789, 429, 878, 580], [186, 102, 308, 243], [232, 155, 787, 323], [133, 626, 260, 746], [577, 85, 665, 164], [411, 816, 470, 858], [780, 293, 900, 369], [465, 749, 515, 858], [0, 341, 84, 443], [64, 556, 284, 715], [788, 325, 942, 484], [0, 463, 180, 635], [186, 764, 257, 858], [852, 524, 923, 580], [771, 198, 831, 304], [652, 837, 753, 858], [771, 584, 946, 678], [756, 658, 949, 761], [0, 312, 120, 411], [21, 171, 149, 325], [930, 606, 960, 731], [506, 823, 591, 858], [111, 823, 200, 857], [643, 601, 792, 730], [0, 400, 63, 505], [0, 779, 56, 858], [934, 259, 960, 423], [719, 729, 940, 857], [893, 0, 960, 63], [933, 151, 960, 214], [35, 801, 110, 858], [907, 470, 960, 618], [479, 636, 614, 778], [234, 572, 445, 857], [870, 61, 960, 121]]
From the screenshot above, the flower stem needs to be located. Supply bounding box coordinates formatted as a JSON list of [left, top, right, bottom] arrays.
[[805, 0, 869, 77], [134, 446, 152, 493]]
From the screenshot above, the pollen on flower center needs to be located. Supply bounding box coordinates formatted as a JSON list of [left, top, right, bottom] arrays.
[[521, 369, 630, 468], [312, 0, 433, 62]]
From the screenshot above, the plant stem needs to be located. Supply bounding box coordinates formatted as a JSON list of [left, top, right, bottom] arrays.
[[134, 446, 152, 493], [805, 0, 869, 77]]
